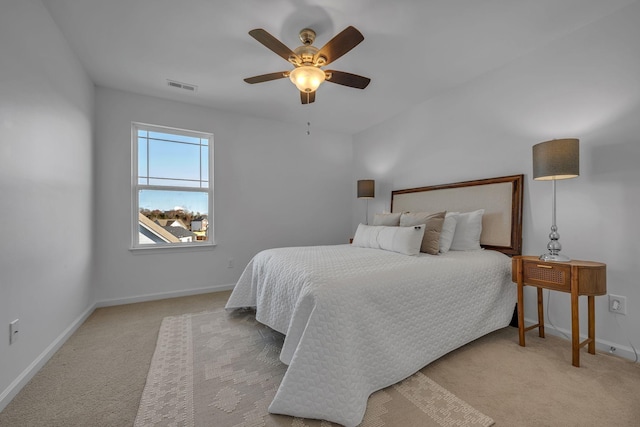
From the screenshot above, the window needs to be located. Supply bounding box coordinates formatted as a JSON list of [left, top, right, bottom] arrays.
[[131, 122, 213, 249]]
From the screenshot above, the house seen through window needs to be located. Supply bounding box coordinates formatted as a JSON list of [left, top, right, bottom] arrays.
[[132, 122, 213, 248]]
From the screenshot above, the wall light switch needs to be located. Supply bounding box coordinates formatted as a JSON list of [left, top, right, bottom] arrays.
[[10, 319, 19, 344]]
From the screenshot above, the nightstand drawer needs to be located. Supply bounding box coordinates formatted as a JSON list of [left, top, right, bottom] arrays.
[[522, 261, 571, 291]]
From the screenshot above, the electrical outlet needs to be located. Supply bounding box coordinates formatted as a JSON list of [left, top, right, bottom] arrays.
[[10, 319, 19, 344], [609, 294, 627, 315]]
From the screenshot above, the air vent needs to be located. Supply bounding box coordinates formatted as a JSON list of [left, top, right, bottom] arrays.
[[167, 79, 198, 92]]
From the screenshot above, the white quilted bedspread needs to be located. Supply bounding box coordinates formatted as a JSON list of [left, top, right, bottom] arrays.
[[225, 245, 516, 427]]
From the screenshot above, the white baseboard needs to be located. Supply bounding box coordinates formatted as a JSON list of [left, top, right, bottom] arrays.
[[0, 302, 96, 413], [522, 317, 638, 363], [0, 283, 235, 413], [95, 283, 234, 308]]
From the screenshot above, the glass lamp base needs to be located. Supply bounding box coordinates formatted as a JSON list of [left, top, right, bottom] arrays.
[[539, 253, 571, 262]]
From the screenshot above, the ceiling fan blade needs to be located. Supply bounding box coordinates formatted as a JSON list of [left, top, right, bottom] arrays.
[[315, 26, 364, 66], [325, 70, 371, 89], [300, 91, 316, 104], [244, 72, 289, 84], [249, 29, 300, 63]]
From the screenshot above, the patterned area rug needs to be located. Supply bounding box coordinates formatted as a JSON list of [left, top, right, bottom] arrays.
[[134, 308, 494, 427]]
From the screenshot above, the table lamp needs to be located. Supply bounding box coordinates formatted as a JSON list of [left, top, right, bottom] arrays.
[[532, 138, 579, 261], [357, 180, 375, 224]]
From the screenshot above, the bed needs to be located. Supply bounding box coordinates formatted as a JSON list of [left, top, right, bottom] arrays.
[[225, 174, 523, 426]]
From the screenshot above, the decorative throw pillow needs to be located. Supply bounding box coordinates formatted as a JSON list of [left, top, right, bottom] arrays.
[[351, 224, 426, 256], [439, 212, 459, 254], [449, 209, 484, 251], [399, 211, 446, 255], [372, 212, 402, 226]]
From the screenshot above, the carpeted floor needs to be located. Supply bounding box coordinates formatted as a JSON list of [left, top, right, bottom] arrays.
[[1, 290, 639, 426]]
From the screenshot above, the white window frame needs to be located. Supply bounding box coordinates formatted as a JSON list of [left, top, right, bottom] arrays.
[[131, 122, 214, 250]]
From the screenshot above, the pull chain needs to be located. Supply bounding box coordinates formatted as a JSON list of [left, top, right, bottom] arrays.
[[305, 99, 313, 136]]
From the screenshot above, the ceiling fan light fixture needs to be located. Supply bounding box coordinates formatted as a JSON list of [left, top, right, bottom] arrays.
[[289, 66, 325, 92], [245, 26, 369, 104]]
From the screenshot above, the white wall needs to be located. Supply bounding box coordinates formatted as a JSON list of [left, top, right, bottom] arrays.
[[94, 87, 353, 303], [0, 0, 95, 408], [353, 2, 640, 360]]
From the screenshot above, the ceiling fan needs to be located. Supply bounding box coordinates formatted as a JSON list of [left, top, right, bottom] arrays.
[[243, 26, 371, 104]]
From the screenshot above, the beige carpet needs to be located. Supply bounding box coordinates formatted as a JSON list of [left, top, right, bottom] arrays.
[[134, 308, 494, 427], [1, 291, 639, 427]]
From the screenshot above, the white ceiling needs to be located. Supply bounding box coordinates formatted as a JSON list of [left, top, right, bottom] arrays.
[[44, 0, 635, 135]]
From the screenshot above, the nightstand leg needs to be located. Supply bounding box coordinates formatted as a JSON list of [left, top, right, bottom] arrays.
[[571, 283, 580, 367], [537, 287, 545, 338], [588, 295, 596, 355], [518, 281, 525, 347]]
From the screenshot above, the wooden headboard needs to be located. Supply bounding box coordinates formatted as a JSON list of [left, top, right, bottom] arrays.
[[391, 175, 523, 256]]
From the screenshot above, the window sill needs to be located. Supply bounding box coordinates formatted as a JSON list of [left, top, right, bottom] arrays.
[[129, 241, 217, 253]]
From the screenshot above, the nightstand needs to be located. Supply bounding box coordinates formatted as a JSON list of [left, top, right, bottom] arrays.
[[512, 256, 606, 367]]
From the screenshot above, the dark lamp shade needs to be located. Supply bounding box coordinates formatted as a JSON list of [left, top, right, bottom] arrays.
[[532, 138, 580, 181], [357, 179, 375, 199]]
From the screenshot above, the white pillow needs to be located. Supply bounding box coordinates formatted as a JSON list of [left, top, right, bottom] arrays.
[[439, 212, 459, 253], [449, 209, 484, 251], [352, 223, 426, 256], [372, 212, 401, 226]]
